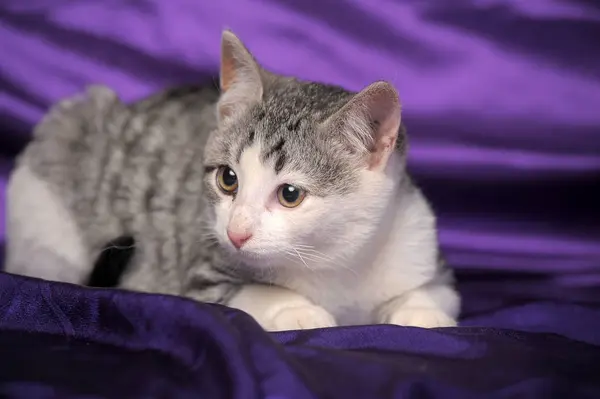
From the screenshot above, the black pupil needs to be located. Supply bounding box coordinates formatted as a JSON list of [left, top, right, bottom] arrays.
[[222, 167, 237, 187], [282, 185, 299, 203]]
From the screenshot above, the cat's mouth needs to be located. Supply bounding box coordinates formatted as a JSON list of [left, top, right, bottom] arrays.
[[217, 233, 306, 268], [223, 244, 285, 267]]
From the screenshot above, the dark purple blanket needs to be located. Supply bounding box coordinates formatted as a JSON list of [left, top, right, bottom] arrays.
[[1, 1, 600, 398]]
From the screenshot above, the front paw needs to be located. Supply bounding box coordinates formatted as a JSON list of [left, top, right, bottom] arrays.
[[382, 308, 457, 328], [264, 304, 337, 331]]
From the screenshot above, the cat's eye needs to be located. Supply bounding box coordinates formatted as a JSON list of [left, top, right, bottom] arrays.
[[216, 166, 238, 194], [277, 184, 306, 208]]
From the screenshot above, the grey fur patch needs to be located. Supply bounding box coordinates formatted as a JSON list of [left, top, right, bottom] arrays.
[[208, 78, 382, 195]]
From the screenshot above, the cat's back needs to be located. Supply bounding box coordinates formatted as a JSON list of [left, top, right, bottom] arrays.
[[15, 84, 220, 232]]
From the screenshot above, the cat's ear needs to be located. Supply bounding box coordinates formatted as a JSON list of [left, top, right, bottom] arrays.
[[321, 81, 403, 171], [218, 30, 263, 121]]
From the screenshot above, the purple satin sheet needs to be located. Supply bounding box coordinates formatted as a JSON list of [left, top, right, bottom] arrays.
[[1, 274, 600, 399], [1, 1, 600, 398]]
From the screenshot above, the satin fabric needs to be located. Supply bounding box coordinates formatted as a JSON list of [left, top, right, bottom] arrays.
[[1, 1, 599, 397], [1, 273, 599, 398]]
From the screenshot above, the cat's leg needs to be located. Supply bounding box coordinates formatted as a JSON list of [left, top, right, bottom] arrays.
[[375, 281, 460, 328], [228, 284, 337, 331], [4, 164, 91, 283], [116, 233, 183, 296], [179, 264, 336, 330], [119, 235, 335, 331]]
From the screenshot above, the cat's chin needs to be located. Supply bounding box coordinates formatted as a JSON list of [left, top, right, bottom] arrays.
[[222, 245, 279, 267]]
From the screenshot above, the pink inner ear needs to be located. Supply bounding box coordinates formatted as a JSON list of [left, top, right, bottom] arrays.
[[352, 82, 401, 171], [220, 58, 236, 92], [368, 131, 398, 170], [366, 104, 400, 170]]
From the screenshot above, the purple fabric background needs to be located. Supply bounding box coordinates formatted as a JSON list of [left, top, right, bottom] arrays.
[[1, 1, 599, 398]]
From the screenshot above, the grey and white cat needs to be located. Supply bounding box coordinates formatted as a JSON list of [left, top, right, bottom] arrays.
[[5, 31, 460, 330]]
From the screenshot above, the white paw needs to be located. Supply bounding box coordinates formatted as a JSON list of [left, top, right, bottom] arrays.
[[383, 308, 457, 328], [264, 304, 337, 331]]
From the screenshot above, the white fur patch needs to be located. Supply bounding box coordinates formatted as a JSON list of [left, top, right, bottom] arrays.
[[5, 164, 89, 283]]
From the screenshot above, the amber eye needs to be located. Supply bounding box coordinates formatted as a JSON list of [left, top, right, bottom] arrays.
[[216, 166, 238, 194], [277, 184, 306, 208]]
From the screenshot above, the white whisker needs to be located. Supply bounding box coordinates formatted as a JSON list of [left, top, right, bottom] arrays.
[[293, 251, 331, 264], [292, 248, 311, 270], [287, 248, 315, 272], [293, 247, 335, 262]]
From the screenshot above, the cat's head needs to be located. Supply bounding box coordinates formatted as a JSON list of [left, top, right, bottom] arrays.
[[203, 30, 407, 270]]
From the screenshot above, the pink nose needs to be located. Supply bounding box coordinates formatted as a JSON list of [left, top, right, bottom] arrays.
[[227, 229, 252, 249]]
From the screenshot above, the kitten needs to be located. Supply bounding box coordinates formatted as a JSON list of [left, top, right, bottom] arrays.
[[4, 31, 460, 330]]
